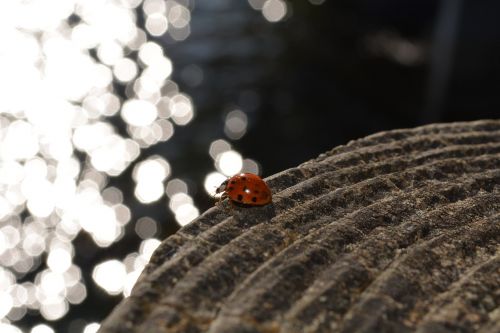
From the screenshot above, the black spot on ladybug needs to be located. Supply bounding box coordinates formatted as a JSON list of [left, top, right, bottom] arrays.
[[231, 181, 236, 185], [237, 194, 243, 201], [228, 187, 234, 191], [251, 197, 257, 203], [241, 177, 246, 181], [243, 186, 247, 191]]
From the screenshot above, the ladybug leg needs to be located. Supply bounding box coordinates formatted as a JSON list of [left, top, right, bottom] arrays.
[[215, 193, 236, 214], [216, 193, 229, 212], [227, 199, 236, 214], [221, 194, 236, 213], [215, 193, 223, 209], [213, 192, 220, 207]]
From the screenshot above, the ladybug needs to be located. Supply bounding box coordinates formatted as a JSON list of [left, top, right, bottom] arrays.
[[215, 173, 272, 207]]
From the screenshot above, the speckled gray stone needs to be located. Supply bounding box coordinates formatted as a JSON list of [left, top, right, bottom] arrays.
[[99, 120, 500, 333]]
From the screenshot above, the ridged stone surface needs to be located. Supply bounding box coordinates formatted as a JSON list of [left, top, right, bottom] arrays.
[[99, 120, 500, 333]]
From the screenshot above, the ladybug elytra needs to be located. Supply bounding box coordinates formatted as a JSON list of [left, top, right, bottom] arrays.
[[216, 173, 272, 206]]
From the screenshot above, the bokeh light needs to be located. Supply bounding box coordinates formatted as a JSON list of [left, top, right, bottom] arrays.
[[0, 0, 200, 330], [209, 139, 232, 159], [165, 178, 188, 197], [248, 0, 267, 10], [146, 14, 169, 36], [0, 323, 22, 333], [113, 58, 139, 83], [122, 99, 158, 127], [224, 110, 248, 140], [82, 323, 100, 333], [262, 0, 288, 22], [92, 260, 127, 296], [31, 324, 54, 333], [168, 193, 199, 226], [204, 172, 228, 196], [0, 0, 273, 331], [133, 156, 170, 203], [135, 217, 158, 239], [216, 150, 243, 176], [248, 0, 289, 22], [170, 94, 195, 125]]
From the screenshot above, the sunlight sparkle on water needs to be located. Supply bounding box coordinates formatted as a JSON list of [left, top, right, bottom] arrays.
[[138, 42, 164, 66], [204, 172, 228, 196], [135, 217, 158, 239], [143, 56, 173, 83], [97, 40, 124, 66], [168, 192, 199, 226], [140, 238, 161, 261], [92, 260, 127, 296], [39, 297, 68, 321], [31, 324, 54, 333], [168, 3, 191, 29], [174, 203, 200, 226], [113, 58, 138, 83], [0, 323, 22, 333], [242, 159, 260, 175], [170, 94, 194, 125], [0, 0, 257, 330], [209, 139, 231, 159], [165, 178, 188, 197], [122, 99, 158, 126], [143, 0, 166, 15], [224, 110, 248, 140], [46, 248, 72, 273], [216, 150, 243, 176], [133, 157, 170, 203], [0, 268, 15, 319], [248, 0, 266, 10], [146, 14, 169, 36], [248, 0, 288, 22], [79, 203, 123, 247], [262, 0, 288, 22], [66, 281, 87, 305], [83, 323, 100, 333]]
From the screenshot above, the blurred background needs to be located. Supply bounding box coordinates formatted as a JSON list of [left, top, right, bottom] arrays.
[[0, 0, 498, 332]]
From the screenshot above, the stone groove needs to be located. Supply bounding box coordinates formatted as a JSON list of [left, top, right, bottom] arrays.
[[210, 180, 499, 333], [415, 255, 500, 333], [99, 120, 500, 333], [123, 144, 500, 330]]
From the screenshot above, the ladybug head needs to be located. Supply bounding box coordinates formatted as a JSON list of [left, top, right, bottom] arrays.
[[215, 179, 228, 194]]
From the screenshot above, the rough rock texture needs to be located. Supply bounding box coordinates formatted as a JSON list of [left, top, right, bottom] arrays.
[[99, 120, 500, 333]]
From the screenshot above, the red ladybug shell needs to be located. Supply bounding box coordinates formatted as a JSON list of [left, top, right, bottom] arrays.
[[216, 173, 272, 206]]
